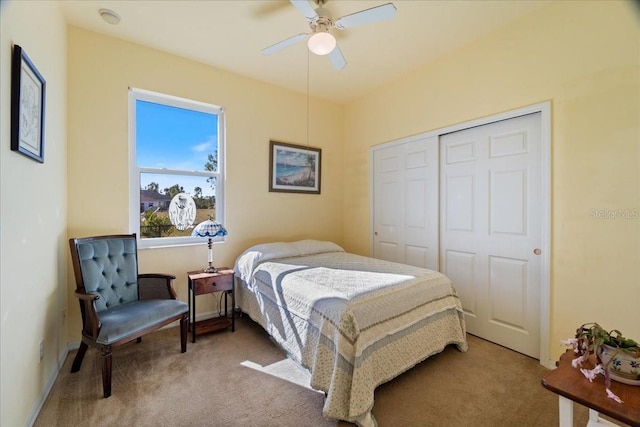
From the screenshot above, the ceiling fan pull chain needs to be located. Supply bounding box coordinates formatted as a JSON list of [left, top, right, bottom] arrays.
[[307, 47, 310, 148]]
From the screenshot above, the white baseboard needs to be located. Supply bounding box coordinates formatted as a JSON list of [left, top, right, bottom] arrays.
[[26, 310, 224, 426], [25, 345, 71, 427], [544, 357, 557, 370]]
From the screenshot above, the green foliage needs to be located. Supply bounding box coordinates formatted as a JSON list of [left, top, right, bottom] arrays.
[[204, 152, 217, 173], [163, 184, 184, 200], [569, 322, 640, 398], [140, 209, 174, 238], [604, 329, 640, 353], [575, 322, 640, 360], [194, 195, 215, 209], [193, 186, 202, 199], [204, 151, 217, 190]]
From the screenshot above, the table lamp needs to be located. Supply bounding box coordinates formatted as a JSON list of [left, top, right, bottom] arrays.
[[191, 217, 227, 273]]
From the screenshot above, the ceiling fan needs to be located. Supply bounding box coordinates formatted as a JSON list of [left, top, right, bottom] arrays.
[[261, 0, 397, 70]]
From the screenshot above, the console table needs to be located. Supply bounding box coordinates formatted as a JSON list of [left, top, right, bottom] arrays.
[[541, 350, 640, 427]]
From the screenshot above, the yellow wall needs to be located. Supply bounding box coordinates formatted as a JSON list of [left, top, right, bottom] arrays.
[[0, 1, 68, 426], [342, 0, 640, 361], [3, 1, 639, 425], [66, 26, 344, 341]]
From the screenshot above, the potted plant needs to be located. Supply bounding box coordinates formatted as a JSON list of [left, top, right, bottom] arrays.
[[563, 322, 640, 403]]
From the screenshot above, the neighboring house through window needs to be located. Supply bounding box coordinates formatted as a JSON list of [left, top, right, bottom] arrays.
[[129, 88, 225, 248]]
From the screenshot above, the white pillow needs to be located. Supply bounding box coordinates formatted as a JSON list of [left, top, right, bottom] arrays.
[[234, 240, 344, 282], [292, 239, 344, 257]]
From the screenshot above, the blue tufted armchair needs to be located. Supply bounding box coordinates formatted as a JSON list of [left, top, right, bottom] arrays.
[[69, 234, 189, 397]]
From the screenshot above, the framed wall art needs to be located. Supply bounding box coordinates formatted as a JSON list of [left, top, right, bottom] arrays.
[[269, 140, 321, 194], [11, 44, 46, 163]]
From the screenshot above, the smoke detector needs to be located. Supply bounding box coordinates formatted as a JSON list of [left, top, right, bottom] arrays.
[[99, 9, 121, 25]]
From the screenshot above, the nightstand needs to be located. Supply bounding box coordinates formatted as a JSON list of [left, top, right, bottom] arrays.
[[187, 268, 235, 343]]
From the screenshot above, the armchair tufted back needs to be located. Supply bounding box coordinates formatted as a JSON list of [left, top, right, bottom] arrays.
[[74, 235, 139, 312]]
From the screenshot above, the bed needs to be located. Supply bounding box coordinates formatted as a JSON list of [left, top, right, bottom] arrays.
[[234, 240, 467, 427]]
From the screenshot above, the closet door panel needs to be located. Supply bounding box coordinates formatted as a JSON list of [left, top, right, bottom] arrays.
[[372, 137, 438, 270]]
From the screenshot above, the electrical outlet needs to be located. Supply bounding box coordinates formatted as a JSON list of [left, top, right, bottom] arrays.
[[39, 340, 44, 362]]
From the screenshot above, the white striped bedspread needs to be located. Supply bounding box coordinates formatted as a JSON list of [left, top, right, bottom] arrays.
[[234, 240, 467, 427]]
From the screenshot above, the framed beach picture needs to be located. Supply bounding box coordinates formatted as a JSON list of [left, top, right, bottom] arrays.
[[11, 44, 46, 163], [269, 140, 321, 194]]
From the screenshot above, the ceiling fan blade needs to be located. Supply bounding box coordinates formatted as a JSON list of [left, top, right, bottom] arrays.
[[328, 45, 347, 70], [335, 3, 396, 30], [290, 0, 319, 22], [262, 33, 309, 56]]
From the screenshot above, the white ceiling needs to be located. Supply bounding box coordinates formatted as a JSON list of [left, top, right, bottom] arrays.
[[59, 0, 548, 104]]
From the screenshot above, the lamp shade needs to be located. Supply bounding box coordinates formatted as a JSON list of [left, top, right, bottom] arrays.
[[191, 219, 227, 238], [192, 219, 227, 273], [307, 32, 336, 56]]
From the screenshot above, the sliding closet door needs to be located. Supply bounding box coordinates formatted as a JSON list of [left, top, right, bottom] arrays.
[[372, 136, 439, 270], [440, 113, 542, 358]]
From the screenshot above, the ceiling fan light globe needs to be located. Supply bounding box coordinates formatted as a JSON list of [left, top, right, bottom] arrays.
[[308, 32, 336, 56]]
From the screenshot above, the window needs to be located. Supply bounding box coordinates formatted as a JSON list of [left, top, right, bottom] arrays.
[[129, 88, 225, 248]]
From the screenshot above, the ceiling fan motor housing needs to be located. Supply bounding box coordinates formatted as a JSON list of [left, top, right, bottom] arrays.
[[310, 9, 333, 33]]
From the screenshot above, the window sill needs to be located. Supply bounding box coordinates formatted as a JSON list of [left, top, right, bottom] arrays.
[[137, 236, 226, 250]]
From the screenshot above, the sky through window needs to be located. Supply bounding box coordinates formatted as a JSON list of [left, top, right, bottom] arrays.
[[136, 100, 218, 196]]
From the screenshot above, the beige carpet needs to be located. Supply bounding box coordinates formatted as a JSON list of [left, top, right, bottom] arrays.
[[35, 316, 591, 427]]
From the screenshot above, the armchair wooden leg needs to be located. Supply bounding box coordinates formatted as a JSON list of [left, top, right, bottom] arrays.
[[71, 341, 89, 373], [101, 345, 113, 398], [180, 314, 188, 353]]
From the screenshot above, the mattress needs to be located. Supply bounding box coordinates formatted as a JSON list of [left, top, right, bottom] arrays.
[[234, 240, 467, 427]]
